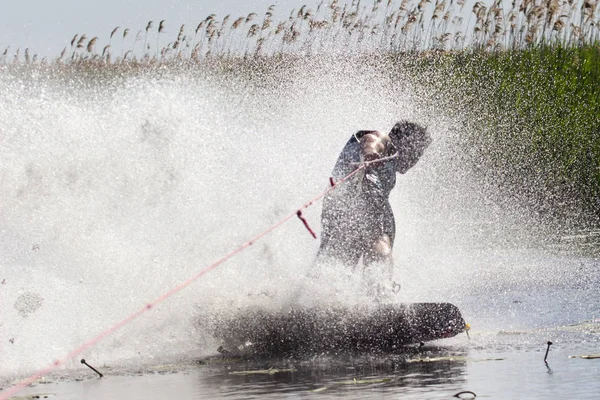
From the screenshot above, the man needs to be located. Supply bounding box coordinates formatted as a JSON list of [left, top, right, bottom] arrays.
[[316, 121, 431, 297]]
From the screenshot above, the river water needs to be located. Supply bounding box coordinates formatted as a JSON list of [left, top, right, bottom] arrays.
[[3, 243, 599, 399], [1, 62, 598, 398]]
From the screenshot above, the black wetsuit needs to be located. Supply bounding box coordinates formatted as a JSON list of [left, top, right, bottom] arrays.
[[318, 131, 398, 267]]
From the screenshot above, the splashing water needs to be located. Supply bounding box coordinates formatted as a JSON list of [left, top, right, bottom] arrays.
[[0, 55, 596, 384]]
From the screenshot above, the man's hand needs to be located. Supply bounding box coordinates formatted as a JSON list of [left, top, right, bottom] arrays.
[[360, 131, 391, 167]]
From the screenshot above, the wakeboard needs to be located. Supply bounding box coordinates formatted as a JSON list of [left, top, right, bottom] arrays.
[[213, 303, 466, 356]]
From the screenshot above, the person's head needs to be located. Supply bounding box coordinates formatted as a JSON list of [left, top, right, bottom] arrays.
[[388, 121, 431, 174]]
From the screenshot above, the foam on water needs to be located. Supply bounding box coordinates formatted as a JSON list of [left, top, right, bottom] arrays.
[[0, 58, 582, 380]]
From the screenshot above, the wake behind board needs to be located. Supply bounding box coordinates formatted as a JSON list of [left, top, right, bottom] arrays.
[[213, 303, 466, 356]]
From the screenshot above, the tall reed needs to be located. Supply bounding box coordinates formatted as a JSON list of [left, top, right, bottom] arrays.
[[1, 0, 599, 224]]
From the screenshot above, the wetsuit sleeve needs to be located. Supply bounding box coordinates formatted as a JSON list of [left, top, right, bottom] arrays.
[[359, 132, 395, 198]]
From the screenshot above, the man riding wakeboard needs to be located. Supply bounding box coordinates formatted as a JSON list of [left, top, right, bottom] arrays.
[[316, 120, 431, 299]]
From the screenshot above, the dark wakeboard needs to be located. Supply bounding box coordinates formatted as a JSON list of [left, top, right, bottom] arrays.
[[212, 303, 466, 356]]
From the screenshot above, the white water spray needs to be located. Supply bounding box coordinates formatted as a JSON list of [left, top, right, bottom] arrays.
[[0, 58, 563, 379]]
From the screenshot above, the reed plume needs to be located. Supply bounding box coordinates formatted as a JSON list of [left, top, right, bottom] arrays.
[[87, 37, 98, 53], [76, 35, 87, 48], [232, 17, 244, 29], [246, 13, 257, 23], [144, 21, 153, 56], [110, 27, 119, 41], [5, 0, 598, 64]]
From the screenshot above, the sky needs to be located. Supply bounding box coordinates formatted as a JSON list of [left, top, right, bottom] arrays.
[[0, 0, 307, 58]]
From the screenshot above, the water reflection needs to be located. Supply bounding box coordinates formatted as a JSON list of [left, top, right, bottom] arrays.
[[196, 347, 467, 398]]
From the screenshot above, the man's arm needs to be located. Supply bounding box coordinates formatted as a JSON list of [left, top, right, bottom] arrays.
[[359, 131, 392, 163]]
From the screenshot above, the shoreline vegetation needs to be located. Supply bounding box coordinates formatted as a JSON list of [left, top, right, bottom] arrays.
[[1, 0, 599, 226]]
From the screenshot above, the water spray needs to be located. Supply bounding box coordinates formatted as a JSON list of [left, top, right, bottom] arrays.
[[0, 143, 369, 400]]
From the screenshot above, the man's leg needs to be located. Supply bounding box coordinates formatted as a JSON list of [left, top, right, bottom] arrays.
[[316, 196, 362, 270], [364, 234, 393, 273], [362, 199, 398, 300], [362, 234, 394, 297]]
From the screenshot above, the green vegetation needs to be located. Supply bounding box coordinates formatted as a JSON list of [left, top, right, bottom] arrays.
[[476, 46, 599, 224], [414, 46, 600, 226]]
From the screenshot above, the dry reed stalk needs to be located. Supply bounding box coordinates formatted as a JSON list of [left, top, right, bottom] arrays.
[[583, 0, 598, 14], [526, 5, 544, 21], [520, 0, 533, 15], [525, 28, 535, 43], [582, 0, 598, 32], [255, 36, 266, 55], [433, 1, 446, 20], [15, 0, 598, 63], [103, 45, 111, 63], [110, 27, 119, 40], [194, 21, 204, 40], [262, 18, 272, 30], [265, 8, 274, 20], [548, 0, 561, 22], [493, 4, 504, 37], [87, 37, 98, 53], [157, 21, 166, 58], [144, 21, 153, 56], [232, 17, 243, 29], [553, 15, 567, 31], [222, 14, 231, 26], [248, 23, 260, 37], [191, 43, 200, 60], [76, 35, 87, 48], [275, 22, 286, 34], [472, 2, 487, 46], [402, 11, 418, 33], [298, 5, 307, 19], [509, 10, 518, 28]]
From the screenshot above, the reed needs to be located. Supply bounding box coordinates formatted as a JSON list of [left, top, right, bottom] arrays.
[[1, 0, 598, 62], [1, 0, 598, 224], [410, 46, 600, 224]]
